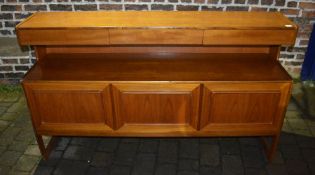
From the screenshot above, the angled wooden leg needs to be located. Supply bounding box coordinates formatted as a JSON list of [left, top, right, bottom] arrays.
[[35, 134, 58, 160], [261, 134, 280, 162]]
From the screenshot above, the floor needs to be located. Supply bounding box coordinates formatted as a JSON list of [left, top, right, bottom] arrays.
[[0, 84, 314, 175]]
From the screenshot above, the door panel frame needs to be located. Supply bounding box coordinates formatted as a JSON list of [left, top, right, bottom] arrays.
[[23, 81, 114, 134], [111, 83, 201, 131], [200, 82, 291, 134]]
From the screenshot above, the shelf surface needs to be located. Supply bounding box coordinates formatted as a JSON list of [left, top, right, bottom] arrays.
[[18, 11, 295, 30], [24, 53, 291, 82]]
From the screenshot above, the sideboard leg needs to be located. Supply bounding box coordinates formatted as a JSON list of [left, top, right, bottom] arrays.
[[35, 134, 58, 160], [261, 134, 280, 162]]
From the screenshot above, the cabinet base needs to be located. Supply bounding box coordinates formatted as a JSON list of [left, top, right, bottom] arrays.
[[37, 134, 280, 162]]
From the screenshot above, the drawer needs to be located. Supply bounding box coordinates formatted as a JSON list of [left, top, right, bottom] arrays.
[[203, 29, 296, 45], [23, 82, 114, 135], [109, 29, 203, 45], [17, 29, 110, 45], [200, 82, 291, 136], [111, 83, 201, 135]]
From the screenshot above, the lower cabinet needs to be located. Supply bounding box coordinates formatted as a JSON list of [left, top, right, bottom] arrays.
[[23, 82, 291, 136]]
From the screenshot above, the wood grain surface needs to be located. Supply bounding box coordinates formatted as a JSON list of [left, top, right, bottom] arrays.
[[17, 11, 296, 29], [112, 83, 200, 130], [200, 82, 291, 133], [23, 52, 291, 81], [16, 11, 297, 46]]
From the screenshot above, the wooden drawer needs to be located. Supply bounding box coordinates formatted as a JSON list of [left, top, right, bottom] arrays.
[[200, 82, 291, 136], [111, 83, 201, 135], [109, 29, 203, 45], [203, 29, 296, 45], [17, 29, 110, 45], [23, 82, 114, 135]]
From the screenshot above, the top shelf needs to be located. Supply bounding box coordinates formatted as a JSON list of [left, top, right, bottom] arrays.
[[16, 11, 297, 46], [18, 11, 295, 30]]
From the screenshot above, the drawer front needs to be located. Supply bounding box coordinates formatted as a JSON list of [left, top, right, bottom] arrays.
[[200, 82, 291, 135], [203, 29, 296, 45], [23, 82, 113, 135], [109, 29, 203, 45], [18, 29, 109, 45], [112, 83, 201, 134]]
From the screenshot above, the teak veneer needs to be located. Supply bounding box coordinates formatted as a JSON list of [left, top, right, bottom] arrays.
[[16, 11, 297, 161]]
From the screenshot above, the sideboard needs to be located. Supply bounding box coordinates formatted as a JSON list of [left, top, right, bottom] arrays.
[[16, 11, 297, 161]]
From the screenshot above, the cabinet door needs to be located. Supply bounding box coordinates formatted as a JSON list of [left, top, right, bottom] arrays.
[[200, 82, 291, 136], [23, 82, 113, 135], [112, 83, 201, 136]]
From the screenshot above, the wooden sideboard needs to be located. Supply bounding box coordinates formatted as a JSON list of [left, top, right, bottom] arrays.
[[16, 11, 297, 161]]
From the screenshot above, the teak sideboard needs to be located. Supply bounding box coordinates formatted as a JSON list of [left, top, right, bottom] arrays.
[[16, 11, 298, 161]]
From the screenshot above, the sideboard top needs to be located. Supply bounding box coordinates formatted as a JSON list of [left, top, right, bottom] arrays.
[[16, 11, 298, 46], [17, 11, 296, 30]]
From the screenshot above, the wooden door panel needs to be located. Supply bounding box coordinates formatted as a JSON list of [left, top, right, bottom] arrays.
[[23, 82, 114, 134], [209, 92, 280, 123], [200, 82, 291, 135], [112, 83, 201, 132], [120, 94, 190, 124], [34, 92, 105, 123]]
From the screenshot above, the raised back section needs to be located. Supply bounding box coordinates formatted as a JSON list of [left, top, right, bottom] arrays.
[[17, 11, 297, 46]]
